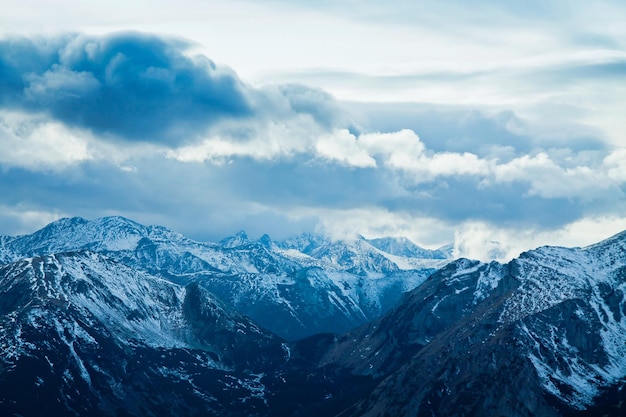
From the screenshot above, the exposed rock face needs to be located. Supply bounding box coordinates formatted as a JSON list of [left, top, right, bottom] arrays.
[[0, 252, 285, 416], [316, 233, 626, 416]]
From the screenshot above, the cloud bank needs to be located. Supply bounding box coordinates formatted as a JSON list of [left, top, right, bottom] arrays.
[[1, 30, 626, 262]]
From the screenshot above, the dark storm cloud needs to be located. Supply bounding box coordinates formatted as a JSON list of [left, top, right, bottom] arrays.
[[0, 32, 253, 144]]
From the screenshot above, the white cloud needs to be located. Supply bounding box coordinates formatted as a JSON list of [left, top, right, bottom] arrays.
[[421, 151, 490, 178], [0, 111, 92, 170], [315, 129, 377, 168], [312, 130, 622, 202], [279, 205, 454, 248], [490, 152, 612, 199], [0, 204, 67, 236], [166, 121, 626, 205], [604, 148, 626, 182], [359, 129, 425, 169], [166, 117, 320, 163], [357, 129, 492, 182], [454, 216, 626, 262]]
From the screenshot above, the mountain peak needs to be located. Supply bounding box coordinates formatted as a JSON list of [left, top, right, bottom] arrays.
[[258, 233, 273, 248], [5, 216, 149, 256], [93, 215, 143, 227], [41, 216, 89, 231], [4, 215, 626, 415], [219, 230, 250, 248], [277, 233, 328, 253], [367, 236, 450, 259]]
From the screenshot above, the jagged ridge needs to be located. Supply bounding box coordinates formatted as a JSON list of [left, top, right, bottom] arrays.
[[0, 216, 451, 340], [316, 232, 626, 416]]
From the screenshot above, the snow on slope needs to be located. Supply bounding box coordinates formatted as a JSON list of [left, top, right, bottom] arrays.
[[415, 233, 626, 410], [1, 216, 454, 340], [367, 236, 451, 259], [0, 251, 287, 416], [0, 252, 279, 365], [3, 216, 453, 278], [496, 238, 626, 409], [315, 230, 626, 416]]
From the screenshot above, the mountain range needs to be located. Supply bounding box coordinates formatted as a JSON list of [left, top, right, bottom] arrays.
[[0, 216, 451, 341], [1, 216, 626, 416]]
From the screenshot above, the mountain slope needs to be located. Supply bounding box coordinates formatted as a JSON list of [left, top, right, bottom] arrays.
[[3, 220, 626, 415], [315, 231, 626, 416], [0, 252, 286, 416]]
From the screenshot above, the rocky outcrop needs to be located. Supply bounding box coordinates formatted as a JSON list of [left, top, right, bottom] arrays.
[[315, 234, 626, 416]]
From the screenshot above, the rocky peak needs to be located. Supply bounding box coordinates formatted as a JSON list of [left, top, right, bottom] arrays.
[[219, 230, 250, 248]]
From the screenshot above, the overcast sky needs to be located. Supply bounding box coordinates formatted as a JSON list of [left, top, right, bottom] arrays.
[[1, 0, 626, 260]]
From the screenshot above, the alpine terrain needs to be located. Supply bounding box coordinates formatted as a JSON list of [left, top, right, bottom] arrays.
[[1, 216, 626, 416], [0, 216, 450, 340]]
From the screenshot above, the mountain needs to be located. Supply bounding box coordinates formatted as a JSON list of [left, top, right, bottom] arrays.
[[3, 217, 626, 415], [0, 217, 451, 340], [220, 230, 251, 248], [367, 236, 452, 260], [312, 231, 626, 416], [0, 251, 287, 416]]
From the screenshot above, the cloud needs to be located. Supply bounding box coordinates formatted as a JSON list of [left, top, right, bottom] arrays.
[[166, 114, 327, 163], [1, 26, 625, 258], [346, 102, 608, 157], [262, 83, 346, 128], [604, 149, 626, 182], [489, 153, 612, 199], [0, 32, 252, 144], [0, 204, 67, 237], [304, 206, 453, 246], [1, 130, 626, 255], [315, 129, 377, 168], [0, 32, 364, 150], [0, 111, 92, 170], [454, 215, 626, 262]]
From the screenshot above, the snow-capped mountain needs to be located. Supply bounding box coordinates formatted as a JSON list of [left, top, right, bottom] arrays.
[[3, 217, 626, 415], [314, 231, 626, 416], [0, 251, 286, 416], [368, 236, 452, 260], [219, 230, 252, 249], [0, 216, 451, 340]]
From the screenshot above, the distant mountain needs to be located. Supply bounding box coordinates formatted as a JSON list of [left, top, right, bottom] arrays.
[[0, 216, 452, 340], [367, 236, 451, 259], [219, 230, 251, 249]]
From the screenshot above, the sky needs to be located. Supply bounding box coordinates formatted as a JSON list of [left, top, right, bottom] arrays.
[[1, 0, 626, 261]]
